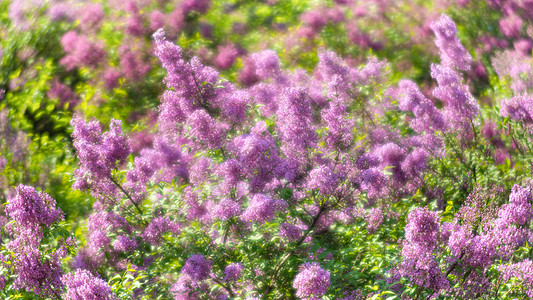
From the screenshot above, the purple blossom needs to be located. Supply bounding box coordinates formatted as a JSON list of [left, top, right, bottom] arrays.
[[514, 39, 533, 56], [81, 209, 132, 268], [293, 263, 330, 300], [112, 235, 137, 252], [6, 185, 63, 227], [171, 275, 200, 300], [150, 10, 166, 32], [12, 251, 64, 297], [124, 1, 145, 37], [142, 217, 181, 245], [71, 116, 131, 197], [401, 148, 429, 179], [224, 263, 244, 282], [500, 94, 533, 123], [103, 69, 121, 90], [366, 208, 383, 234], [214, 198, 242, 221], [431, 14, 471, 71], [498, 260, 533, 298], [47, 3, 74, 22], [431, 64, 479, 132], [153, 29, 220, 110], [315, 50, 354, 99], [180, 0, 211, 14], [241, 194, 287, 224], [321, 100, 354, 148], [79, 4, 104, 31], [279, 223, 302, 241], [307, 165, 340, 195], [499, 13, 523, 38], [214, 44, 239, 70], [397, 207, 448, 291], [300, 10, 327, 32], [250, 50, 281, 80], [63, 269, 116, 300], [60, 31, 105, 70], [187, 110, 227, 149], [228, 125, 281, 192], [217, 159, 243, 193], [360, 167, 387, 201], [182, 254, 212, 281], [119, 48, 151, 82], [397, 79, 447, 133], [404, 207, 440, 252], [126, 135, 188, 199], [277, 87, 317, 161]]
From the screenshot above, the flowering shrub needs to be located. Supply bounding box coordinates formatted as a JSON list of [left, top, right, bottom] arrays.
[[1, 0, 533, 299]]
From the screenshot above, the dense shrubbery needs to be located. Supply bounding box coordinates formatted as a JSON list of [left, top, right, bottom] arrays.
[[1, 0, 533, 299]]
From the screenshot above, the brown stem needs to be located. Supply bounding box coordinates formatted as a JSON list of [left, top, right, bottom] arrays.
[[109, 175, 143, 215], [263, 204, 327, 296], [211, 276, 235, 298]]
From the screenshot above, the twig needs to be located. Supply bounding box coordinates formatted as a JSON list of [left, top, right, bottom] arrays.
[[109, 175, 143, 215]]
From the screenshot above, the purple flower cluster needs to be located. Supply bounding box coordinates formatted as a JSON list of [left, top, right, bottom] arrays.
[[142, 216, 181, 245], [431, 14, 472, 71], [500, 94, 533, 123], [153, 29, 220, 116], [71, 116, 131, 198], [366, 208, 383, 234], [60, 31, 105, 70], [75, 208, 133, 270], [6, 185, 65, 297], [62, 269, 116, 300], [279, 222, 303, 241], [182, 254, 212, 281], [6, 185, 63, 228], [293, 263, 331, 300], [241, 194, 287, 224], [397, 79, 446, 133], [224, 262, 244, 282], [126, 136, 189, 201], [498, 260, 533, 298], [307, 165, 340, 195], [397, 207, 449, 291]]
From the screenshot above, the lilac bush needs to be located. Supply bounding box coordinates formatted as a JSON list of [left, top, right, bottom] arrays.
[[3, 1, 533, 299]]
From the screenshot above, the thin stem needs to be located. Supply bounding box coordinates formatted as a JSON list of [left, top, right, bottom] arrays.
[[263, 204, 327, 295], [109, 175, 143, 215], [211, 276, 235, 298]]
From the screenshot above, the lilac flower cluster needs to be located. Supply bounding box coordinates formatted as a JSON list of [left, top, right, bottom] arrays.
[[182, 254, 212, 281], [71, 116, 131, 199], [392, 186, 533, 297], [62, 269, 116, 300], [396, 207, 449, 291], [126, 136, 189, 201], [396, 79, 446, 134], [500, 94, 533, 123], [293, 263, 331, 300], [6, 185, 65, 298], [142, 216, 181, 245], [74, 208, 133, 271], [241, 194, 287, 224], [60, 31, 105, 70], [279, 222, 303, 241], [224, 262, 244, 282], [366, 208, 383, 234], [6, 184, 63, 228], [431, 14, 472, 71], [498, 260, 533, 298]]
